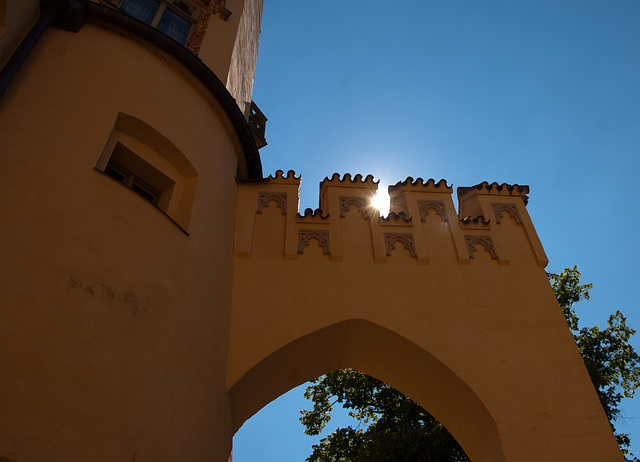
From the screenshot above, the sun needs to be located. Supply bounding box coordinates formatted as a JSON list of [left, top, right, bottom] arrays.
[[371, 188, 390, 216]]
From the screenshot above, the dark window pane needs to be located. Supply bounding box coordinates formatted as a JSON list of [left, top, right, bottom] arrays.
[[104, 163, 128, 183], [120, 0, 160, 24], [132, 179, 161, 205], [157, 8, 191, 44]]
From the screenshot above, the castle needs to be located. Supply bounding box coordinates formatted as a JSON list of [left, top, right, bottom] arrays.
[[0, 1, 624, 460]]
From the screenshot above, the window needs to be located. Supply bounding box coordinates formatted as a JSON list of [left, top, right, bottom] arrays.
[[104, 144, 171, 207], [97, 113, 198, 231], [115, 0, 198, 45]]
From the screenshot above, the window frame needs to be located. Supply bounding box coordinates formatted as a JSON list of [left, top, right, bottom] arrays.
[[104, 160, 163, 207], [115, 0, 199, 46], [95, 114, 199, 233]]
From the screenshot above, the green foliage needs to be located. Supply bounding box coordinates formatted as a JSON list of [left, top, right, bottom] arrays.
[[550, 266, 640, 460], [300, 369, 468, 461], [548, 264, 593, 331], [300, 266, 640, 461]]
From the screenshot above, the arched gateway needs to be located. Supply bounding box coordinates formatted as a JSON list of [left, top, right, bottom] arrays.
[[0, 0, 624, 461], [230, 172, 622, 461]]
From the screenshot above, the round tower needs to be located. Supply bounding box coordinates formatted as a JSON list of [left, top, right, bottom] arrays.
[[0, 0, 264, 460]]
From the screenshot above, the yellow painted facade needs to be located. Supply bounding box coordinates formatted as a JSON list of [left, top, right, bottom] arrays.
[[0, 1, 625, 461]]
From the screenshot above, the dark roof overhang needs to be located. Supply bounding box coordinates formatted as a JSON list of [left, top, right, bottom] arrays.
[[84, 3, 263, 179]]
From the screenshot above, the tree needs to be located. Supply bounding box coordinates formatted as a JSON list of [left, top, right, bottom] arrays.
[[549, 266, 640, 459], [300, 266, 640, 461], [300, 369, 468, 462]]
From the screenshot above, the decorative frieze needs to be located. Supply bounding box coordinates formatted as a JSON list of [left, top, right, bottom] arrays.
[[465, 236, 497, 259], [339, 196, 370, 218], [492, 203, 522, 224], [418, 200, 448, 222], [257, 191, 287, 214], [298, 230, 330, 255], [237, 173, 545, 265], [384, 233, 417, 258]]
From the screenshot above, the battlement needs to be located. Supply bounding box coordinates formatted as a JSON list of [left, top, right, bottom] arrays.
[[235, 172, 548, 266]]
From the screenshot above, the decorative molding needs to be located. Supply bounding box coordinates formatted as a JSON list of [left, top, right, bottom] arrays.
[[465, 235, 498, 259], [267, 170, 300, 181], [460, 215, 491, 226], [418, 200, 448, 222], [322, 172, 377, 185], [298, 208, 329, 219], [492, 203, 522, 224], [384, 233, 417, 258], [298, 230, 330, 255], [390, 177, 451, 191], [211, 0, 231, 20], [340, 196, 369, 218], [381, 211, 412, 224], [462, 181, 529, 195], [399, 177, 448, 188], [257, 192, 287, 214], [186, 0, 213, 54], [458, 182, 530, 205]]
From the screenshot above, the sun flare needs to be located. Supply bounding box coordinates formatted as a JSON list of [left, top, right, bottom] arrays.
[[371, 189, 390, 216]]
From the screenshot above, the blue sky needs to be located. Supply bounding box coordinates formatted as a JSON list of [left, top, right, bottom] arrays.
[[233, 1, 640, 459]]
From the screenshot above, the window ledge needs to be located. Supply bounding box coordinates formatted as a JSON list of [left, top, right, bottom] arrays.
[[95, 168, 190, 236]]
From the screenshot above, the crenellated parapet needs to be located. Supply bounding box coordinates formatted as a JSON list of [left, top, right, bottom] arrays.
[[389, 177, 451, 218], [457, 182, 546, 266], [319, 173, 378, 215], [321, 172, 378, 186], [235, 173, 548, 267]]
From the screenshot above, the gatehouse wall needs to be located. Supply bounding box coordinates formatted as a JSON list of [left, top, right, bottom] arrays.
[[229, 171, 621, 461]]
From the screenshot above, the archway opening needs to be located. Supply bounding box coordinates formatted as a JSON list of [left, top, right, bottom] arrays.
[[232, 368, 469, 461], [232, 382, 354, 461], [227, 319, 505, 462]]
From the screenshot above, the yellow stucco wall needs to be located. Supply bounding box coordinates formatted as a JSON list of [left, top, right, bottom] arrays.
[[229, 173, 624, 461], [0, 21, 241, 461]]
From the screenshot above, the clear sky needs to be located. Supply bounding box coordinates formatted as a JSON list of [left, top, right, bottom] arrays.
[[233, 1, 640, 460]]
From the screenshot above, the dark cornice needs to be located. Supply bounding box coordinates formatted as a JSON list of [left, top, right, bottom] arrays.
[[85, 3, 263, 179]]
